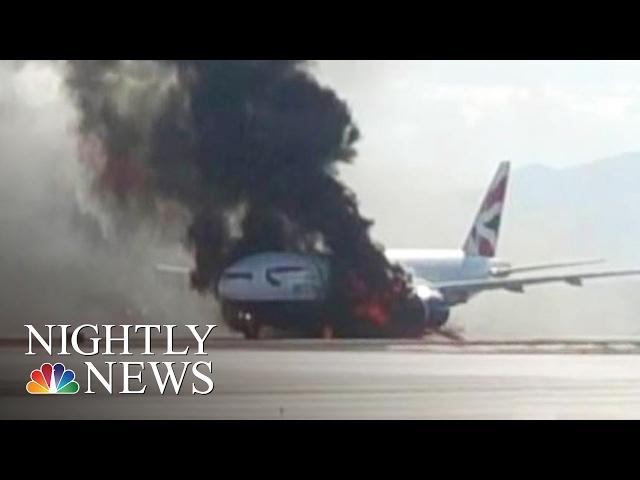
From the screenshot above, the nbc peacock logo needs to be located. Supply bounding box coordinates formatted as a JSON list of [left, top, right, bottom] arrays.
[[26, 363, 80, 394]]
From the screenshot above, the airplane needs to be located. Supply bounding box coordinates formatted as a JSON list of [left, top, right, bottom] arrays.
[[157, 161, 640, 339]]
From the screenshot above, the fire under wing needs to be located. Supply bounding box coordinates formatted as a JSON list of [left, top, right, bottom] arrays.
[[429, 268, 640, 305]]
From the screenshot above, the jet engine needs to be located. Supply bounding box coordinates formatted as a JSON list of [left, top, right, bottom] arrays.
[[415, 284, 451, 328]]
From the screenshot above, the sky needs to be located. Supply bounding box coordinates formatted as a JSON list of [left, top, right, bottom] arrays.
[[9, 60, 640, 191], [316, 60, 640, 191], [6, 60, 640, 255]]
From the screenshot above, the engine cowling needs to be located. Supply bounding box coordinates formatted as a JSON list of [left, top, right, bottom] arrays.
[[415, 285, 451, 328]]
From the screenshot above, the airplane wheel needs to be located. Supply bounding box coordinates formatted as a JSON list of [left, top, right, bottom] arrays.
[[320, 324, 334, 339], [243, 319, 261, 339], [256, 325, 275, 339], [243, 320, 275, 340]]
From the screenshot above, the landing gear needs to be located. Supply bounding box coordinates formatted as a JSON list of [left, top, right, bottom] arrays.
[[221, 302, 263, 339], [239, 313, 274, 339], [222, 301, 330, 339], [320, 324, 334, 339], [242, 318, 260, 339]]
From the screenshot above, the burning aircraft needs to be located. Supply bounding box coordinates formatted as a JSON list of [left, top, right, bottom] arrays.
[[65, 60, 423, 338]]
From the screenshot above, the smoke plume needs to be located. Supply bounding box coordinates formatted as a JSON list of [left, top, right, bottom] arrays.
[[64, 60, 415, 334], [0, 61, 218, 338]]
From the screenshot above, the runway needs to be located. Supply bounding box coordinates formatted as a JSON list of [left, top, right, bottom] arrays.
[[4, 339, 640, 419]]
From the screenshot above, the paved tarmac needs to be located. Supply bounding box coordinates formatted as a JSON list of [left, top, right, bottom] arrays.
[[3, 339, 640, 419]]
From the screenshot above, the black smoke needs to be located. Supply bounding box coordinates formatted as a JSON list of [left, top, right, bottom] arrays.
[[64, 60, 416, 333]]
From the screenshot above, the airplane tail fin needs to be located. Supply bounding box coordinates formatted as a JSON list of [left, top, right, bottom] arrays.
[[462, 161, 510, 258]]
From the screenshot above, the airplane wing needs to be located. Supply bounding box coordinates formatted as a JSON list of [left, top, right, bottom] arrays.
[[491, 258, 604, 276], [434, 269, 640, 297], [156, 264, 191, 274]]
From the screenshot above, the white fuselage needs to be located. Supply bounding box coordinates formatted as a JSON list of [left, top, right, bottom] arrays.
[[386, 248, 507, 284], [217, 249, 510, 305]]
